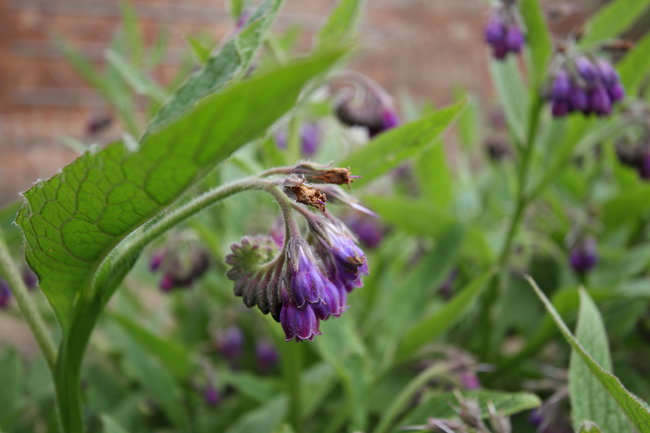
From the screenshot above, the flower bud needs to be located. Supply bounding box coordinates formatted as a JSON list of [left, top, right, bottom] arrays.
[[159, 274, 175, 292], [505, 25, 524, 53], [595, 59, 619, 87], [0, 277, 11, 309], [590, 84, 612, 116], [552, 69, 571, 100], [149, 250, 165, 272], [288, 243, 326, 307], [290, 163, 360, 188], [279, 283, 321, 342], [343, 212, 384, 249], [569, 237, 598, 274], [484, 15, 506, 45], [300, 123, 322, 157], [203, 383, 221, 407], [574, 56, 597, 85], [283, 175, 327, 212], [551, 99, 570, 118], [569, 83, 589, 113]]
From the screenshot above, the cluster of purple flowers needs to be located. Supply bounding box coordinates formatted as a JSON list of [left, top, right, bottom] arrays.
[[225, 169, 370, 342], [549, 56, 625, 118], [149, 243, 210, 292], [278, 217, 368, 342], [484, 4, 525, 60], [331, 71, 400, 138]]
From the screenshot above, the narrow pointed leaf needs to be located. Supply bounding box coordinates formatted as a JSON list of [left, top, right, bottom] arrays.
[[527, 276, 650, 433], [105, 50, 168, 103], [149, 0, 284, 128], [578, 0, 650, 46], [317, 0, 365, 47], [618, 31, 650, 96], [520, 0, 553, 88], [16, 50, 344, 332]]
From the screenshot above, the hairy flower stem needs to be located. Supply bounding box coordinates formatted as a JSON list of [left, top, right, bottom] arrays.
[[479, 94, 543, 363], [373, 363, 451, 433], [101, 178, 276, 297], [0, 232, 57, 371]]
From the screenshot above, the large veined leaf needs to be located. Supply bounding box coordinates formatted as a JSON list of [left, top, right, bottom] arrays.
[[342, 99, 467, 187], [149, 0, 285, 128], [578, 0, 650, 47], [16, 51, 343, 332], [527, 277, 650, 433], [569, 289, 630, 432]]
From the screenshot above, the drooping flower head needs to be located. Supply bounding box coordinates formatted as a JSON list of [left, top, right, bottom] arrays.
[[225, 166, 372, 342], [548, 54, 625, 118], [330, 71, 400, 138], [483, 1, 525, 61]]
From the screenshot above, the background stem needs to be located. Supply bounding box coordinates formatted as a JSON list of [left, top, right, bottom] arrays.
[[280, 342, 304, 433], [0, 232, 57, 371]]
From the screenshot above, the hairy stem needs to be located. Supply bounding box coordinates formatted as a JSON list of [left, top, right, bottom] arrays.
[[0, 232, 57, 371], [479, 93, 543, 362], [99, 178, 273, 296], [373, 363, 451, 433]]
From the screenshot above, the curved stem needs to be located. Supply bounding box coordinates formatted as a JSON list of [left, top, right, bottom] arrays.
[[98, 178, 274, 296], [0, 233, 57, 371], [479, 93, 543, 362], [373, 363, 451, 433]]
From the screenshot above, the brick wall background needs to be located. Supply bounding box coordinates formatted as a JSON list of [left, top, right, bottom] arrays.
[[0, 0, 605, 205]]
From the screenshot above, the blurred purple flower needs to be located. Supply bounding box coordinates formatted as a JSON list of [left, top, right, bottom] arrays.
[[203, 384, 221, 407], [217, 326, 244, 361], [0, 278, 11, 309], [22, 267, 38, 290], [343, 213, 384, 249], [255, 341, 279, 372], [569, 237, 598, 274]]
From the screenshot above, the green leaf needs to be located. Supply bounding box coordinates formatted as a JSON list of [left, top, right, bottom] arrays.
[[16, 50, 343, 333], [579, 421, 603, 433], [108, 312, 194, 380], [520, 0, 553, 88], [527, 276, 650, 433], [400, 390, 541, 429], [316, 0, 365, 47], [415, 144, 452, 210], [185, 35, 212, 64], [569, 289, 630, 432], [119, 1, 144, 65], [489, 57, 528, 143], [618, 31, 650, 96], [146, 24, 170, 68], [454, 90, 480, 149], [101, 414, 130, 433], [363, 196, 493, 263], [105, 50, 168, 103], [342, 99, 467, 187], [149, 0, 285, 128], [106, 322, 190, 431], [396, 270, 494, 362], [225, 397, 287, 433], [578, 0, 650, 47], [0, 349, 24, 420]]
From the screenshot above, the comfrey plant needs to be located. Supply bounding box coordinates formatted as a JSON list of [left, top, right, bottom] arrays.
[[225, 165, 368, 341]]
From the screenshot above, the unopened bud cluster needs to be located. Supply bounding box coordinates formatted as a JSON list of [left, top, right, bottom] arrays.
[[225, 164, 372, 342], [549, 56, 625, 118], [484, 0, 525, 60]]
